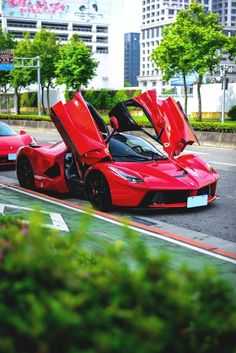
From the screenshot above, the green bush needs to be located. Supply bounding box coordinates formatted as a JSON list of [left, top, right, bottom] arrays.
[[191, 121, 236, 133], [0, 113, 50, 121], [20, 92, 38, 108], [0, 112, 236, 133], [228, 105, 236, 121], [0, 213, 236, 353]]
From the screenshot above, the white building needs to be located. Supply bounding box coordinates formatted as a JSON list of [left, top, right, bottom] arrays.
[[138, 0, 236, 90], [0, 0, 124, 89]]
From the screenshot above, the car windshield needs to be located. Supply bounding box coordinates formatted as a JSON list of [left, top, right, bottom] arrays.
[[109, 133, 167, 162], [0, 123, 17, 137]]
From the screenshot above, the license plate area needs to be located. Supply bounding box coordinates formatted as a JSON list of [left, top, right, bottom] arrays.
[[8, 153, 17, 161], [187, 195, 208, 208]]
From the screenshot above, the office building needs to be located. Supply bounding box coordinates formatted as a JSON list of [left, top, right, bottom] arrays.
[[0, 0, 124, 89], [138, 0, 235, 89], [124, 32, 140, 87]]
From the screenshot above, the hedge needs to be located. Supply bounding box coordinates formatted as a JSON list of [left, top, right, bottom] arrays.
[[0, 213, 236, 353], [228, 105, 236, 121], [0, 113, 50, 121], [1, 113, 236, 133]]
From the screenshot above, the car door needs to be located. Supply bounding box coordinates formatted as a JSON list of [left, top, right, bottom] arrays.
[[51, 92, 111, 165], [109, 90, 198, 157]]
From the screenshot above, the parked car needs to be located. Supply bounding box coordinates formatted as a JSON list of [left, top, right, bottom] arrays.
[[16, 90, 219, 211], [0, 122, 36, 166]]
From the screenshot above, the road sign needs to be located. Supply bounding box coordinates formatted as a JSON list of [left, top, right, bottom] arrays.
[[0, 49, 14, 71]]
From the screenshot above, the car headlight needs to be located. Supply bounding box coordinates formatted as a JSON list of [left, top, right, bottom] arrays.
[[29, 137, 37, 147], [109, 166, 144, 184], [205, 162, 214, 173]]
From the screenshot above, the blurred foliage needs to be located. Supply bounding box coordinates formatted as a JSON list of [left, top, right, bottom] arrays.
[[227, 105, 236, 121], [20, 92, 38, 108], [0, 212, 236, 353]]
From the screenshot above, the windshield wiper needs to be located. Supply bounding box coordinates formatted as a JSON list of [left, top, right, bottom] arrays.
[[112, 154, 149, 161]]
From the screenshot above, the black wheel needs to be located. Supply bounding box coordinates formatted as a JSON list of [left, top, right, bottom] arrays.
[[85, 171, 112, 211], [17, 156, 35, 190]]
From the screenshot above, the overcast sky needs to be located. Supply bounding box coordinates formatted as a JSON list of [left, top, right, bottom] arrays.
[[124, 0, 141, 33]]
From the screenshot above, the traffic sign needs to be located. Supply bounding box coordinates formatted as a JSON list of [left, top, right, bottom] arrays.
[[0, 49, 14, 71]]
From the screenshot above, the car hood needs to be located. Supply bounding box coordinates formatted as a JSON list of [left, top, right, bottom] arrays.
[[109, 158, 217, 189], [0, 135, 32, 151], [109, 90, 199, 157], [51, 92, 111, 165]]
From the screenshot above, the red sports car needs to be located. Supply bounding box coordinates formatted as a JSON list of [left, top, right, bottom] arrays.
[[0, 122, 36, 166], [16, 90, 219, 211]]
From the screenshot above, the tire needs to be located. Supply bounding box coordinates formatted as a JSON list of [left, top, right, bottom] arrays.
[[17, 156, 35, 190], [85, 171, 112, 211]]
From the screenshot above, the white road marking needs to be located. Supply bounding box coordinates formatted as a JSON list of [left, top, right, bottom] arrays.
[[0, 203, 69, 232], [1, 184, 235, 265], [209, 161, 236, 167], [184, 151, 208, 155]]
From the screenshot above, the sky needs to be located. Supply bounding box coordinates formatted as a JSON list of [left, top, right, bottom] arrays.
[[123, 0, 141, 33]]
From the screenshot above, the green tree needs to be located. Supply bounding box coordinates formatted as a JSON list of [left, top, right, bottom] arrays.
[[32, 29, 61, 113], [151, 25, 193, 114], [0, 29, 15, 95], [113, 89, 129, 106], [226, 35, 236, 64], [10, 33, 35, 114], [151, 2, 228, 120], [56, 34, 98, 93]]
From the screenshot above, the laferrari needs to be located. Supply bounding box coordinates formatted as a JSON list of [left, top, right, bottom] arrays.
[[16, 90, 219, 211], [0, 122, 36, 166]]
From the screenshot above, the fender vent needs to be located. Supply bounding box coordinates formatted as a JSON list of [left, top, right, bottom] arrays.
[[45, 163, 61, 178]]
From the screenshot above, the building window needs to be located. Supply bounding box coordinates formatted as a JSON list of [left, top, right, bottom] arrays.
[[97, 47, 108, 53]]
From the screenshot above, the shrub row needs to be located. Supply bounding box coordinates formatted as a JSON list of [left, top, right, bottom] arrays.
[[0, 213, 236, 353], [0, 113, 50, 121], [191, 121, 236, 133], [1, 113, 236, 132], [227, 105, 236, 121]]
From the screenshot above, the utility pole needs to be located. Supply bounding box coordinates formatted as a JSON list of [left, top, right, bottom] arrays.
[[37, 56, 41, 116], [220, 63, 236, 123], [220, 65, 228, 123]]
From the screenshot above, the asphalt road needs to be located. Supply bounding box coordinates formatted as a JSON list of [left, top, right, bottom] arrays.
[[1, 127, 236, 245]]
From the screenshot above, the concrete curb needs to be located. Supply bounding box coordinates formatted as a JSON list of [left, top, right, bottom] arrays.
[[2, 119, 236, 149]]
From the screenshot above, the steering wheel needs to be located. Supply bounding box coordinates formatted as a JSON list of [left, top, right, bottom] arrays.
[[132, 145, 144, 153]]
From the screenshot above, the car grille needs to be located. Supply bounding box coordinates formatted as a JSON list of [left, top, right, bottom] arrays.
[[140, 184, 213, 206], [0, 155, 9, 163]]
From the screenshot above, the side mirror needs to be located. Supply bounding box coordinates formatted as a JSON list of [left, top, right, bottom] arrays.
[[109, 116, 119, 131], [20, 130, 26, 135], [106, 116, 119, 144]]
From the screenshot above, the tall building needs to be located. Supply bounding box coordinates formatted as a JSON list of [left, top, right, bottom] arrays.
[[0, 0, 124, 89], [124, 32, 140, 87], [212, 0, 236, 37], [138, 0, 235, 90]]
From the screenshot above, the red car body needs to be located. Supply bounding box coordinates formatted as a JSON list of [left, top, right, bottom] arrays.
[[16, 90, 219, 211], [0, 122, 35, 166]]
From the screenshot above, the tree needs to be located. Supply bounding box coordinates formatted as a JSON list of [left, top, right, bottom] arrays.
[[151, 25, 193, 114], [0, 30, 15, 97], [226, 35, 236, 64], [9, 33, 35, 114], [151, 2, 228, 120], [32, 29, 61, 113], [113, 89, 129, 106], [55, 34, 98, 93]]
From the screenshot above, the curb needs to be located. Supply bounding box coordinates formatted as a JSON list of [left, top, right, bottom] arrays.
[[2, 119, 236, 149]]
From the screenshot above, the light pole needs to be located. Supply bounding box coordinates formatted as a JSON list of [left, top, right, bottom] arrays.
[[220, 65, 227, 123], [37, 56, 41, 116]]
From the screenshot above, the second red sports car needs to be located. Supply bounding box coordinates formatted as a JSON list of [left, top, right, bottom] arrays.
[[16, 90, 219, 211], [0, 122, 36, 166]]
